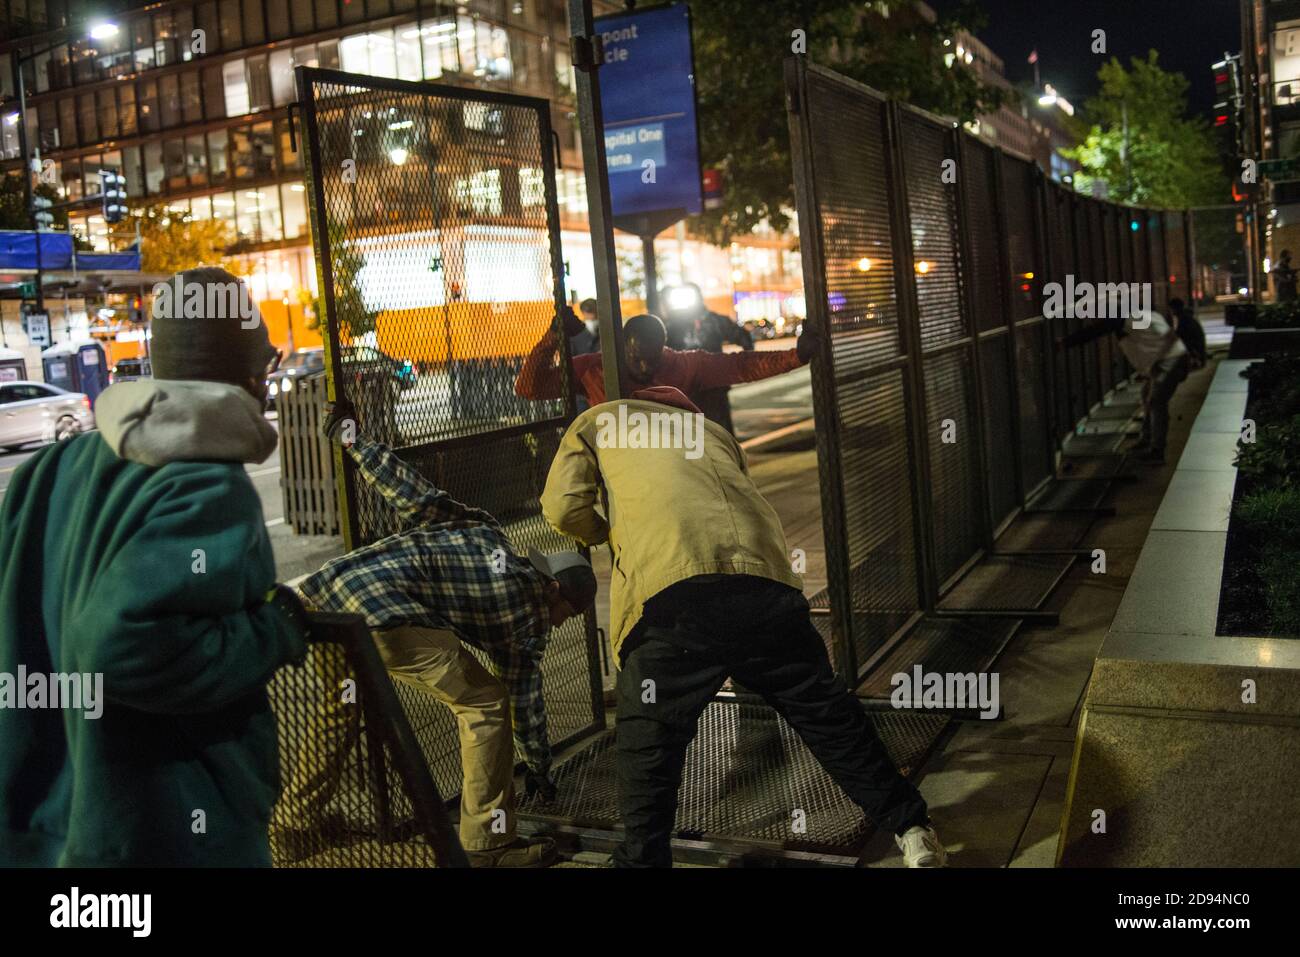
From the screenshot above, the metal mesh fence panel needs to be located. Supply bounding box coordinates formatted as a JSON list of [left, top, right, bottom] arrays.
[[1079, 200, 1102, 410], [961, 139, 1006, 334], [1000, 153, 1039, 324], [1096, 205, 1119, 391], [269, 615, 467, 867], [1086, 200, 1115, 396], [901, 108, 983, 589], [1147, 209, 1168, 313], [297, 68, 602, 807], [1165, 211, 1191, 302], [962, 136, 1019, 530], [999, 153, 1052, 494], [1044, 183, 1076, 442], [978, 333, 1019, 528], [789, 62, 923, 677], [1015, 321, 1052, 491]]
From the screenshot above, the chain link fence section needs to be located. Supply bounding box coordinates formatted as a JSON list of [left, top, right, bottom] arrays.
[[296, 67, 603, 810], [787, 60, 925, 679], [1043, 182, 1078, 443], [269, 614, 468, 867], [960, 136, 1020, 533], [1165, 210, 1192, 303], [999, 152, 1053, 497], [900, 106, 985, 592]]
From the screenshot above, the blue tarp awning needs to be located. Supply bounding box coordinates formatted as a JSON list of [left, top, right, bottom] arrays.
[[76, 247, 141, 271], [0, 231, 141, 272], [0, 230, 74, 270]]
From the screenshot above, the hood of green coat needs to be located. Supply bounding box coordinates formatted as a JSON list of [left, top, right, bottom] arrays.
[[94, 379, 278, 467]]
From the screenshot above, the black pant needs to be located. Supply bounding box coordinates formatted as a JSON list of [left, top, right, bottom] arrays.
[[612, 576, 928, 867]]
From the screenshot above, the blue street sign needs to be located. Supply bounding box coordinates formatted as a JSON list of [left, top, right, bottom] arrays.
[[595, 3, 703, 220]]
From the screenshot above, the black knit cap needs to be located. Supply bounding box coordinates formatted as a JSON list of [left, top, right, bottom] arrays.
[[149, 267, 277, 383]]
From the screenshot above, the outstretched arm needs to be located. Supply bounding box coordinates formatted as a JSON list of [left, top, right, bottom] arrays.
[[541, 423, 609, 547], [496, 648, 552, 777], [514, 328, 567, 400], [1062, 316, 1123, 349], [688, 346, 804, 392], [347, 435, 496, 528]]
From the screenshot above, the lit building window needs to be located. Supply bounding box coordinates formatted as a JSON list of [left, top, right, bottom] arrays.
[[455, 169, 503, 216], [519, 167, 547, 207]]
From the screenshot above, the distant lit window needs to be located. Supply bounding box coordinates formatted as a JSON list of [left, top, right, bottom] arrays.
[[455, 169, 502, 216], [418, 18, 460, 78], [224, 60, 250, 117], [463, 102, 504, 135], [519, 167, 546, 207]]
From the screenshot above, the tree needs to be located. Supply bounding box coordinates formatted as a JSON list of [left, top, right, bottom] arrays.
[[308, 221, 377, 339], [1065, 51, 1227, 209], [1, 172, 71, 232], [135, 202, 239, 276], [690, 0, 1008, 244]]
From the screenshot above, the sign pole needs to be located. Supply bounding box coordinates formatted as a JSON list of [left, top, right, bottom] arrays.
[[642, 232, 660, 316], [568, 0, 628, 402]]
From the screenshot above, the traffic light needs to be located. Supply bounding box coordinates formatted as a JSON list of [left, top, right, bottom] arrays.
[[1212, 55, 1243, 152], [127, 295, 144, 324], [32, 194, 54, 230], [100, 169, 127, 224]]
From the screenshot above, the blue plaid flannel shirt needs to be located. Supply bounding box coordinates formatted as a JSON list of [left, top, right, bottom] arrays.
[[299, 436, 553, 775]]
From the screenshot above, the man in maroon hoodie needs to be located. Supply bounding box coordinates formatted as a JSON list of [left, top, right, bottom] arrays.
[[515, 313, 818, 421]]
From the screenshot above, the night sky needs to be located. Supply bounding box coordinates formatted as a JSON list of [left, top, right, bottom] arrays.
[[932, 0, 1241, 117]]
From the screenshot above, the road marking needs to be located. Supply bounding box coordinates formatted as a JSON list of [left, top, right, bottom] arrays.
[[265, 517, 285, 527], [248, 465, 281, 477]]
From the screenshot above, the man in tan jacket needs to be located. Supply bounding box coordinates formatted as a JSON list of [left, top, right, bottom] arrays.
[[541, 386, 946, 867]]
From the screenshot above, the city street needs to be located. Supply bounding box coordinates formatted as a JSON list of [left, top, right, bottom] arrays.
[[0, 360, 814, 585]]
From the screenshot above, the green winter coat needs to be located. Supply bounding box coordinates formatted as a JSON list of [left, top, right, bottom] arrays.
[[0, 379, 306, 867]]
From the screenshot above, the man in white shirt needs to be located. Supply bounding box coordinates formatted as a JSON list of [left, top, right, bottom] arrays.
[[1062, 308, 1190, 465]]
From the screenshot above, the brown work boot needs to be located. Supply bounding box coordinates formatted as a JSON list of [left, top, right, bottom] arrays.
[[467, 836, 559, 868]]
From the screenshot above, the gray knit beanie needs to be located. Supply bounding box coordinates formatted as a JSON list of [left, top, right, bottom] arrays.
[[149, 267, 277, 383]]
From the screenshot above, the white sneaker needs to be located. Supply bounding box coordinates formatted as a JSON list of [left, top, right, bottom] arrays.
[[895, 825, 948, 867]]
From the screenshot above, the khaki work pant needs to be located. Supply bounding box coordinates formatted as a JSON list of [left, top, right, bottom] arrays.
[[280, 624, 516, 852], [374, 625, 516, 851]]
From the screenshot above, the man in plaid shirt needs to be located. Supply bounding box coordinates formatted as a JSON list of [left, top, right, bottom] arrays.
[[289, 399, 596, 868]]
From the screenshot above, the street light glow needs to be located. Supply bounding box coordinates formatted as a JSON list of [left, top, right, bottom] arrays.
[[388, 147, 409, 165], [856, 257, 873, 272], [88, 22, 120, 40]]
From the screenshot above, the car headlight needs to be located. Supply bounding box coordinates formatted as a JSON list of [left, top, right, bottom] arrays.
[[268, 381, 278, 397], [281, 377, 294, 393]]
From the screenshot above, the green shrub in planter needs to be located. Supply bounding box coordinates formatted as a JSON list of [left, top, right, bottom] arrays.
[[1242, 355, 1300, 422], [1235, 413, 1300, 490], [1235, 488, 1300, 637]]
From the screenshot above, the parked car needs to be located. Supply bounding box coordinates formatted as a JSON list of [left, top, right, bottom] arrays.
[[267, 348, 326, 399], [338, 345, 416, 392], [110, 357, 152, 383], [0, 381, 95, 451]]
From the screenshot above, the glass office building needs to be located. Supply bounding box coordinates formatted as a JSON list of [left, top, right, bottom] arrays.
[[1, 0, 804, 361]]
